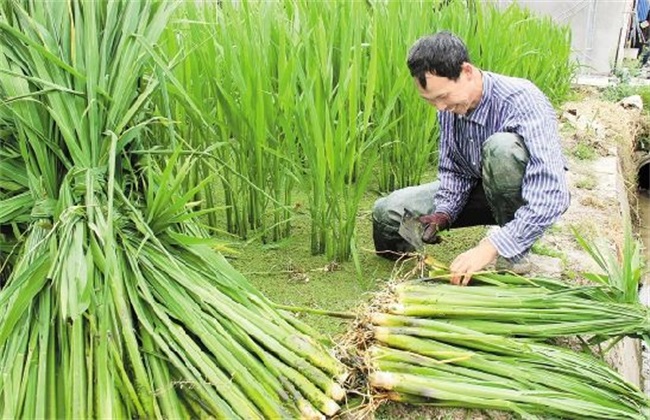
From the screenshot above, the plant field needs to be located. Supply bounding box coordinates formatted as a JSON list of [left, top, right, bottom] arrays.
[[159, 0, 575, 261]]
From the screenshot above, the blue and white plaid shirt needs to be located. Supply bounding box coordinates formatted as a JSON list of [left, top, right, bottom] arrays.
[[434, 71, 570, 261]]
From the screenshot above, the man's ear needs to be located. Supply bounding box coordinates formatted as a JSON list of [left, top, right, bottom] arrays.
[[460, 62, 476, 81]]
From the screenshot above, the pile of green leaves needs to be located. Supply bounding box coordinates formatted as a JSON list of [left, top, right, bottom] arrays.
[[0, 1, 346, 417]]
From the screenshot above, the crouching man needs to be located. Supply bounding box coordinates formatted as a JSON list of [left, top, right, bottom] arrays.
[[372, 31, 570, 286]]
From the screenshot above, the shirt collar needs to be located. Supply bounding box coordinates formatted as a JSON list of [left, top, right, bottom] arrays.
[[460, 70, 492, 126]]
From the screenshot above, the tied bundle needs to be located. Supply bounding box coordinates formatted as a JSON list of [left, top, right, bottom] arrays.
[[0, 1, 346, 418]]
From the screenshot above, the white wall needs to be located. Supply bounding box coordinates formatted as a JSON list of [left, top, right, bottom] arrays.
[[496, 0, 634, 75]]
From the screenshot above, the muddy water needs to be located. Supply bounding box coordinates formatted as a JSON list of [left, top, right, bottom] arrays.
[[640, 190, 650, 281], [640, 189, 650, 395], [638, 174, 650, 395], [640, 189, 650, 284]]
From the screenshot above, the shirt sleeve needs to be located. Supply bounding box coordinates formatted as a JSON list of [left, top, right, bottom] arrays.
[[488, 88, 570, 261], [434, 114, 478, 222]]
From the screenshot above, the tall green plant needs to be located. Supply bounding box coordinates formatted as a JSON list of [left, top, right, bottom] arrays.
[[0, 108, 27, 282], [162, 0, 300, 242], [293, 0, 392, 261], [370, 0, 440, 192], [573, 216, 646, 305]]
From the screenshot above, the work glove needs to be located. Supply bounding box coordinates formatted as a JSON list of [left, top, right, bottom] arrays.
[[419, 212, 451, 244]]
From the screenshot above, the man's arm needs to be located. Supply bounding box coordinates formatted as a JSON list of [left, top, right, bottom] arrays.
[[449, 86, 569, 286], [487, 89, 570, 261]]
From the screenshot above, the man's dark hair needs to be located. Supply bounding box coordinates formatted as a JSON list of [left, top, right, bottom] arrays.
[[407, 31, 471, 88]]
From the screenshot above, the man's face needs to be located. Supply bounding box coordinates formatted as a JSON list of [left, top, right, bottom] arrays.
[[415, 64, 477, 115]]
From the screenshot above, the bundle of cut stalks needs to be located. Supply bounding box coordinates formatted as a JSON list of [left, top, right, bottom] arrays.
[[0, 1, 346, 418], [411, 226, 649, 344], [365, 243, 650, 419], [389, 279, 650, 341], [367, 306, 650, 418], [368, 335, 650, 418]]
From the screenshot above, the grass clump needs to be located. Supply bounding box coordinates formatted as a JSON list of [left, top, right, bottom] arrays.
[[575, 175, 597, 190], [572, 142, 598, 161], [531, 242, 565, 260]]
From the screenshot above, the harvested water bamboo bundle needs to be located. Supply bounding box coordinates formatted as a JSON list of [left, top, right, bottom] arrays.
[[414, 231, 648, 343], [0, 1, 346, 417], [367, 313, 649, 419], [363, 259, 649, 418], [388, 280, 650, 340]]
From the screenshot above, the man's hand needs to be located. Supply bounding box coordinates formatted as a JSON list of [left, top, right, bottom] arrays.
[[449, 238, 498, 286], [419, 212, 451, 244]]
